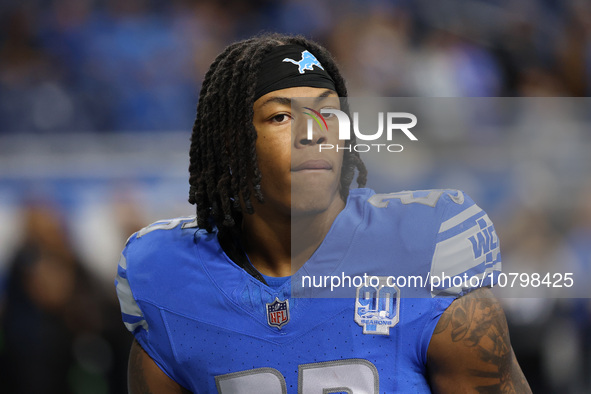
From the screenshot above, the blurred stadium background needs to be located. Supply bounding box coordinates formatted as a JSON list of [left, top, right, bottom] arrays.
[[1, 0, 590, 393]]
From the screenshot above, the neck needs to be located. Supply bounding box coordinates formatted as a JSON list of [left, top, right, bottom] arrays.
[[241, 198, 345, 277]]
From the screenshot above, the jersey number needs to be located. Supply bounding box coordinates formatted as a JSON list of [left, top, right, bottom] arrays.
[[368, 190, 463, 208], [136, 217, 197, 238], [215, 359, 378, 394]]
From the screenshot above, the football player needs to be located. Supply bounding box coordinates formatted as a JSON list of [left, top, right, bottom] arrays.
[[115, 33, 531, 393]]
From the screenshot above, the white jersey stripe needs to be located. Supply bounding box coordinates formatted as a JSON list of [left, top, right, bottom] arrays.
[[124, 320, 148, 332], [431, 213, 500, 277], [118, 253, 127, 270], [116, 275, 144, 318], [438, 204, 482, 233]]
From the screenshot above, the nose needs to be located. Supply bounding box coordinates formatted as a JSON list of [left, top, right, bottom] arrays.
[[294, 117, 327, 148]]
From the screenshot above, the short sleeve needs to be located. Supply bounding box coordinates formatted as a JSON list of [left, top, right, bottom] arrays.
[[114, 231, 190, 388], [114, 233, 149, 335], [429, 190, 501, 297]]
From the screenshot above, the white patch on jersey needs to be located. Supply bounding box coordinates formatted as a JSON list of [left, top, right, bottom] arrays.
[[354, 277, 400, 335]]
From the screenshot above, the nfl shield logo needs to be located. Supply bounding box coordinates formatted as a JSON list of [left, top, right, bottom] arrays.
[[266, 297, 289, 329]]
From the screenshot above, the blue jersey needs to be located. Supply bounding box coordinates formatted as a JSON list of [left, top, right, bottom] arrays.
[[115, 189, 501, 393]]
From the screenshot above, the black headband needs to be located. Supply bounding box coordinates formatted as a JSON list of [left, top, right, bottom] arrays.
[[254, 44, 337, 101]]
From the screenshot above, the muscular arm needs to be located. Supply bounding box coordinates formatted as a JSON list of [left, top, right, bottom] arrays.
[[128, 339, 192, 394], [427, 287, 531, 393]]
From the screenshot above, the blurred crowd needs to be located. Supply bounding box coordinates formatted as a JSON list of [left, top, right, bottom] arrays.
[[0, 202, 131, 393], [1, 0, 591, 134], [1, 0, 591, 393]]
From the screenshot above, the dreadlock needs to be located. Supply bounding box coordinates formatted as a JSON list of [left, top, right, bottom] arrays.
[[188, 33, 367, 233]]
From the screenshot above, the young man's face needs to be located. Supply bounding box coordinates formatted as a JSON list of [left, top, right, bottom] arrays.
[[252, 86, 344, 217]]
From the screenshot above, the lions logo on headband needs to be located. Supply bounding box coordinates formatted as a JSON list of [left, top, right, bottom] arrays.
[[254, 45, 335, 100], [283, 50, 325, 74]]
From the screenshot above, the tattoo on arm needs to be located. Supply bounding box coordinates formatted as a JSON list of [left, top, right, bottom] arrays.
[[431, 288, 531, 393]]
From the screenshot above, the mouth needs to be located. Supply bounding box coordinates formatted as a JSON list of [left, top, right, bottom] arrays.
[[291, 159, 333, 172]]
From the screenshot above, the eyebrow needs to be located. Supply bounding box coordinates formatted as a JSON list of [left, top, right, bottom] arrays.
[[258, 89, 337, 109], [315, 89, 337, 101], [259, 96, 292, 109], [311, 89, 338, 106]]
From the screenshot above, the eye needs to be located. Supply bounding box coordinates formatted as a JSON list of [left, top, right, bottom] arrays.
[[322, 112, 334, 119], [270, 113, 291, 123], [320, 108, 337, 119]]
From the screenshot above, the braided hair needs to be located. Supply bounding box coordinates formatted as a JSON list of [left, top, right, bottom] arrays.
[[188, 33, 367, 233]]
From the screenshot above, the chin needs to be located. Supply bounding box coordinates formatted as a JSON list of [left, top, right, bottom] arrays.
[[290, 188, 340, 217]]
